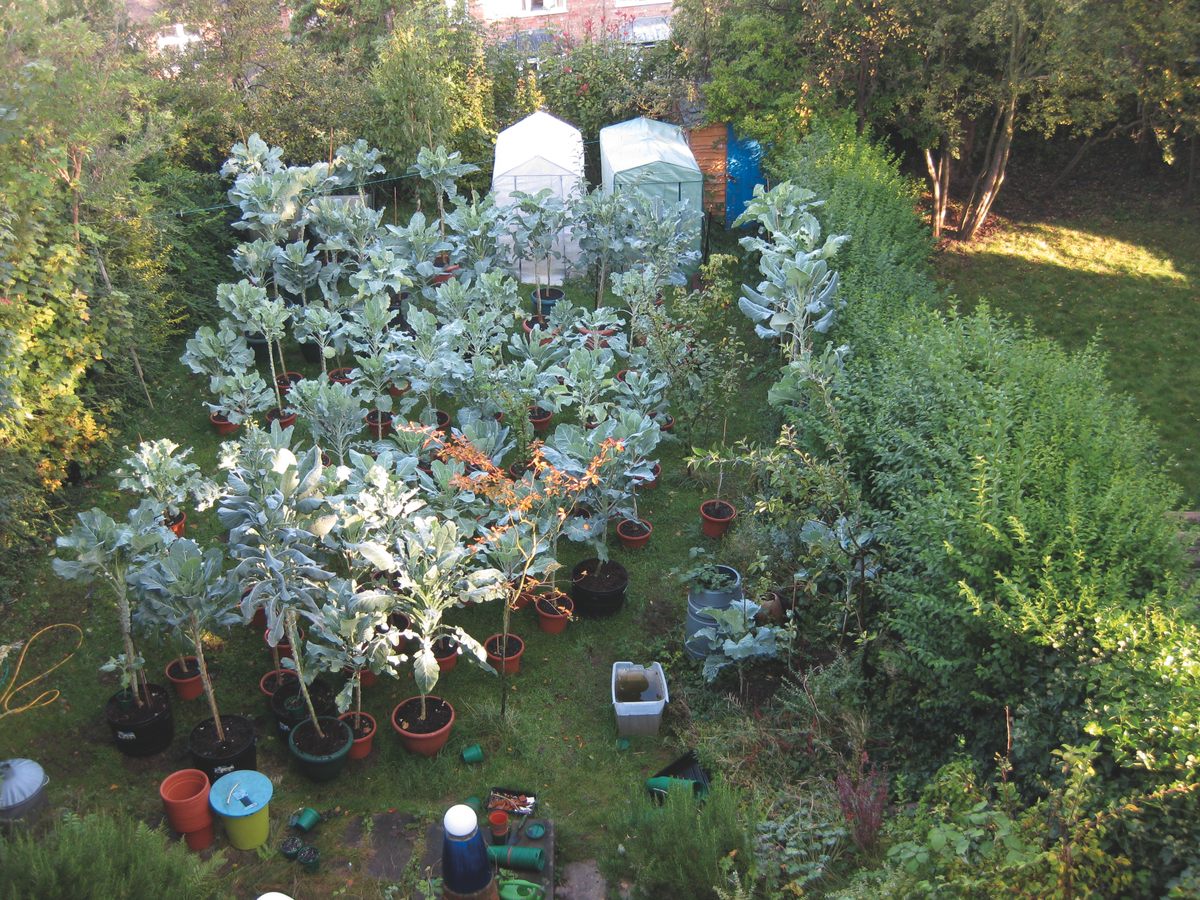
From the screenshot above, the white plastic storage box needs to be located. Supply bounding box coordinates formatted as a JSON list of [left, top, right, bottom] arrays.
[[611, 662, 669, 737]]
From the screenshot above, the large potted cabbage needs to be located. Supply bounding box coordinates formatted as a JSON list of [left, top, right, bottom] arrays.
[[53, 502, 175, 756], [134, 539, 253, 780]]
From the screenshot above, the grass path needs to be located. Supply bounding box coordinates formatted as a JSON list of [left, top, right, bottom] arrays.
[[935, 190, 1200, 503]]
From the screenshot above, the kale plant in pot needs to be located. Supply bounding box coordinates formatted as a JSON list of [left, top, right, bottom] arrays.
[[509, 188, 568, 317], [220, 435, 342, 751], [133, 539, 255, 781], [408, 144, 480, 240], [357, 516, 504, 756], [115, 440, 217, 539], [676, 548, 745, 660], [306, 579, 406, 762], [180, 323, 258, 435], [53, 502, 175, 756], [387, 307, 469, 431]]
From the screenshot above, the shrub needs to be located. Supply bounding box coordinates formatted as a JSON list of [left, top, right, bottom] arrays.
[[620, 781, 753, 900], [766, 119, 1200, 892], [0, 811, 225, 899]]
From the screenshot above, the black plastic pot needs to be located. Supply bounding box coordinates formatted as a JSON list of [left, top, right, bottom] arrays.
[[269, 678, 336, 739], [570, 558, 629, 618], [288, 717, 353, 782], [188, 714, 257, 782], [104, 684, 174, 757]]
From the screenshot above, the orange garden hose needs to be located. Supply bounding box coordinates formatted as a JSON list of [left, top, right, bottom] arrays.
[[0, 623, 84, 719]]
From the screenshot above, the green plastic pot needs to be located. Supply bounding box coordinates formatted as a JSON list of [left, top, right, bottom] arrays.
[[287, 717, 353, 782]]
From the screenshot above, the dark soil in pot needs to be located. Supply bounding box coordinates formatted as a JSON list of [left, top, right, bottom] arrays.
[[270, 678, 335, 738], [703, 500, 735, 519], [342, 712, 375, 740], [189, 714, 257, 781], [166, 658, 199, 680], [105, 684, 173, 756], [392, 696, 453, 735], [618, 520, 650, 538], [570, 558, 629, 617], [290, 717, 351, 757]]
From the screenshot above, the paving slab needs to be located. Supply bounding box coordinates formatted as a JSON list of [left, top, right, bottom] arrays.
[[559, 860, 607, 900], [342, 811, 417, 881]]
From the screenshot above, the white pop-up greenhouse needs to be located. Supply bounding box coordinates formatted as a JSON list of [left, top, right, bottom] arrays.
[[599, 116, 704, 262], [492, 111, 585, 285]]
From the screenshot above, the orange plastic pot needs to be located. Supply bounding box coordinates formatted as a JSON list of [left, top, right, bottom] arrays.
[[159, 768, 212, 836], [339, 711, 377, 760], [165, 657, 203, 701], [391, 696, 456, 757], [485, 634, 525, 675]]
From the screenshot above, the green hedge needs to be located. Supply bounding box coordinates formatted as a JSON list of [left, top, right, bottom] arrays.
[[767, 119, 1200, 891]]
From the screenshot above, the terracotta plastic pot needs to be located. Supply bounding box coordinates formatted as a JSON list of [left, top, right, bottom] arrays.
[[529, 406, 553, 433], [165, 511, 187, 538], [258, 668, 297, 699], [328, 367, 355, 385], [388, 378, 411, 399], [433, 637, 459, 673], [536, 594, 574, 635], [165, 657, 203, 701], [391, 696, 456, 757], [266, 408, 296, 429], [209, 413, 239, 436], [700, 500, 737, 538], [365, 409, 393, 439], [435, 409, 451, 433], [159, 768, 212, 837], [639, 462, 662, 491], [485, 634, 525, 675], [264, 628, 297, 661], [339, 711, 377, 761], [275, 372, 303, 395], [616, 518, 653, 550]]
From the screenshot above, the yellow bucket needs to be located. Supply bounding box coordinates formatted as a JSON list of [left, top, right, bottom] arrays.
[[210, 770, 273, 850]]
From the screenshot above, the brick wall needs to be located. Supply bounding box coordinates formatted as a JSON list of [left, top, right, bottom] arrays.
[[471, 0, 673, 41]]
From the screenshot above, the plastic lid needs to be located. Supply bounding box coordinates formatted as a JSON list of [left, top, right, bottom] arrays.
[[209, 770, 273, 818], [0, 759, 46, 809], [444, 804, 478, 837]]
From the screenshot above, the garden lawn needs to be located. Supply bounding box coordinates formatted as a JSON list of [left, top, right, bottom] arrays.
[[935, 191, 1200, 504], [1, 285, 774, 897]]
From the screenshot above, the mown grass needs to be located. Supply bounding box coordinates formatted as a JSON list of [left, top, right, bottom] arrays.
[[1, 266, 775, 897], [935, 191, 1200, 503]]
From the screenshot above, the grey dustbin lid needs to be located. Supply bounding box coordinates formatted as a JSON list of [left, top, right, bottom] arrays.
[[1, 759, 48, 817]]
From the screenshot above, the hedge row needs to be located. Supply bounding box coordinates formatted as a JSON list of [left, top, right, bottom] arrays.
[[769, 119, 1199, 891]]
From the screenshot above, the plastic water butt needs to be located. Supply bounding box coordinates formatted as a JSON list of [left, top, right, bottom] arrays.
[[210, 770, 273, 850]]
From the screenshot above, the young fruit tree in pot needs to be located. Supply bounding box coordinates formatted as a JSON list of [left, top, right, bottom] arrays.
[[409, 144, 480, 238], [439, 432, 618, 715], [53, 502, 174, 709], [132, 539, 240, 740], [358, 515, 506, 722], [116, 440, 218, 533]]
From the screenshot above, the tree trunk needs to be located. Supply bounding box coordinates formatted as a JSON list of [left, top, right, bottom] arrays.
[[286, 611, 324, 738], [957, 95, 1016, 241], [193, 617, 225, 743], [924, 144, 952, 240]]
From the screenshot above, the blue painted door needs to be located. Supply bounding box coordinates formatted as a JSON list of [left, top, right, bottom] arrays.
[[725, 124, 764, 227]]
